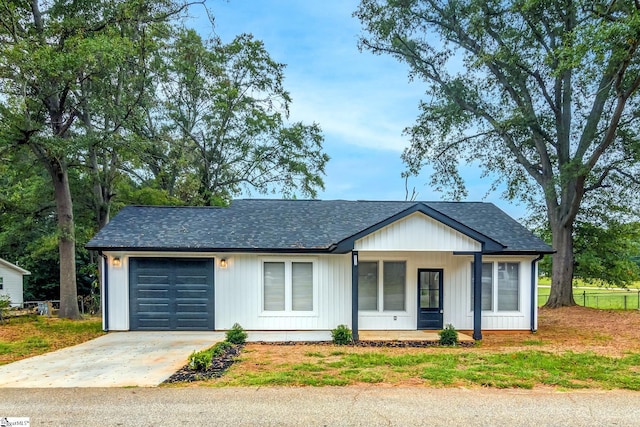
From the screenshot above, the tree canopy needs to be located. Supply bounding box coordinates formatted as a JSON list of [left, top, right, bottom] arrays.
[[357, 0, 640, 306], [0, 1, 328, 311]]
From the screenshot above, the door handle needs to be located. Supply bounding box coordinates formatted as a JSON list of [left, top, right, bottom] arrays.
[[440, 309, 443, 314]]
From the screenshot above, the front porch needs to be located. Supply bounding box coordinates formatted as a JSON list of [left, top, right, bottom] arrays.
[[359, 330, 474, 343], [242, 330, 474, 344]]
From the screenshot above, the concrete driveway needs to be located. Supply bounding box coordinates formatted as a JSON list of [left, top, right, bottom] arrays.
[[0, 332, 224, 388]]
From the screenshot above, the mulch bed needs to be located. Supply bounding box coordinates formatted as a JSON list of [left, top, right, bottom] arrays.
[[250, 340, 474, 348], [163, 344, 244, 383]]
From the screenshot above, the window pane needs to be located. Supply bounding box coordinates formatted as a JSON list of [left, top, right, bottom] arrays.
[[471, 263, 493, 311], [420, 271, 440, 309], [358, 262, 378, 310], [383, 261, 405, 311], [498, 262, 519, 311], [292, 262, 313, 311], [264, 262, 285, 311]]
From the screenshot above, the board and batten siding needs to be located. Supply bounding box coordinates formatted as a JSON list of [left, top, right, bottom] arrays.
[[357, 251, 536, 331], [102, 250, 537, 332], [103, 252, 353, 331], [215, 253, 352, 330], [355, 212, 481, 252]]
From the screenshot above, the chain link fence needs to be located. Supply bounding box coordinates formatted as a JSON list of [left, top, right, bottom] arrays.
[[539, 287, 640, 310]]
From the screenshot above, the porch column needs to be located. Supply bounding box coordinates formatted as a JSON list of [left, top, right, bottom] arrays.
[[351, 251, 359, 341], [473, 252, 483, 340]]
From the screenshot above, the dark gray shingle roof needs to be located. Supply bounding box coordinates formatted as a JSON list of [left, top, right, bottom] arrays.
[[86, 199, 552, 254]]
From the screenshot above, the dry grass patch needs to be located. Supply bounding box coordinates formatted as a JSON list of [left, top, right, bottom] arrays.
[[480, 306, 640, 356], [0, 315, 104, 364]]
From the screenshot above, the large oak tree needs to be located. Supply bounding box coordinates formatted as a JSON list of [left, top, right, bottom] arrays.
[[0, 0, 190, 318], [357, 0, 640, 306]]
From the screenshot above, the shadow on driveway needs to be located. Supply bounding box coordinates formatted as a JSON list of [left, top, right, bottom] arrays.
[[0, 332, 224, 388]]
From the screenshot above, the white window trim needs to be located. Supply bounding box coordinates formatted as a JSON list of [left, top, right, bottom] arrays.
[[470, 260, 522, 315], [358, 258, 408, 314], [260, 257, 318, 317]]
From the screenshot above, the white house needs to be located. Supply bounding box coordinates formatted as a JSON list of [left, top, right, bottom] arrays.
[[0, 258, 30, 307], [86, 200, 553, 340]]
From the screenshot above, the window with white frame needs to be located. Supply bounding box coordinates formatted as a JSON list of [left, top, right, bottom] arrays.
[[263, 261, 314, 312], [471, 262, 520, 312], [358, 261, 406, 312], [0, 276, 3, 290]]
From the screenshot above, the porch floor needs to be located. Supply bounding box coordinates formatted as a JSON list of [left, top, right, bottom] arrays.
[[359, 330, 474, 343]]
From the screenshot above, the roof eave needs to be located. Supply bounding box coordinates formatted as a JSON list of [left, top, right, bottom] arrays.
[[85, 245, 336, 254], [0, 258, 31, 275]]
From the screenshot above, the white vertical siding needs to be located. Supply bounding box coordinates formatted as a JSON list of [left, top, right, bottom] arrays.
[[215, 253, 352, 330], [104, 250, 536, 332], [358, 251, 460, 330], [358, 252, 536, 331], [355, 212, 481, 252], [0, 264, 25, 307], [450, 256, 537, 331], [105, 253, 129, 331]]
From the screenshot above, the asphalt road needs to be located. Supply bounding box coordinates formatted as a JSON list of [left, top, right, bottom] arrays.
[[1, 387, 639, 426]]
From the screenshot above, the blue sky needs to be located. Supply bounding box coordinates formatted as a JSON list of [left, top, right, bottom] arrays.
[[192, 1, 527, 219]]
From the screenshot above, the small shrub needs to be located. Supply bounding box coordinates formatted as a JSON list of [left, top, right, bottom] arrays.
[[438, 324, 459, 346], [211, 341, 233, 357], [331, 324, 353, 345], [188, 350, 212, 371], [0, 295, 10, 322], [226, 323, 248, 344]]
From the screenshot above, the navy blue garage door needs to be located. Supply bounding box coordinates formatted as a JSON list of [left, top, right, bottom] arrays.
[[129, 258, 214, 330]]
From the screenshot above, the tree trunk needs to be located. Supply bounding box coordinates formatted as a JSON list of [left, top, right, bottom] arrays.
[[50, 161, 82, 319], [545, 220, 577, 308]]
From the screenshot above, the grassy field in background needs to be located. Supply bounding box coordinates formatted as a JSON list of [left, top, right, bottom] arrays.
[[538, 277, 640, 309]]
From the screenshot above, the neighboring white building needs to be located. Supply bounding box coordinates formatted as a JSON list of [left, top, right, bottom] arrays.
[[86, 200, 553, 340], [0, 258, 30, 307]]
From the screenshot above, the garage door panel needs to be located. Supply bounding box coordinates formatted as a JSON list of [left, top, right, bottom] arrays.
[[129, 258, 214, 331], [176, 289, 208, 299], [136, 317, 171, 330], [176, 302, 208, 312], [137, 301, 171, 313]]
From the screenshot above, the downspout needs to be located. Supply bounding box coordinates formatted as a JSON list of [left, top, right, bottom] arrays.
[[100, 253, 109, 332], [530, 254, 544, 333]]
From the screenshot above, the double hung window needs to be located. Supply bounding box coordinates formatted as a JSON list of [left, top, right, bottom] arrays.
[[264, 261, 314, 312], [358, 261, 406, 311]]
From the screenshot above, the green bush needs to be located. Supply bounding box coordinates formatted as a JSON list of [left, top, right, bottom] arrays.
[[188, 350, 212, 371], [0, 295, 10, 321], [331, 324, 353, 345], [226, 323, 248, 344], [212, 341, 233, 357], [438, 324, 459, 346], [188, 341, 236, 371]]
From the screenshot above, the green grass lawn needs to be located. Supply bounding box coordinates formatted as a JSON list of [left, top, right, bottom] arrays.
[[207, 347, 640, 390]]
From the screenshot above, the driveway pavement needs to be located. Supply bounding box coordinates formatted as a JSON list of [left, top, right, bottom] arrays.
[[0, 332, 224, 388], [1, 387, 639, 426]]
